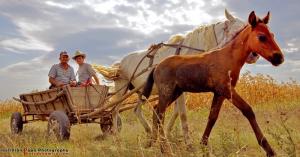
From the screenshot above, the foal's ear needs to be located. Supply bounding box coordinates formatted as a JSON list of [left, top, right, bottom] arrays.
[[263, 11, 270, 24], [248, 11, 257, 27]]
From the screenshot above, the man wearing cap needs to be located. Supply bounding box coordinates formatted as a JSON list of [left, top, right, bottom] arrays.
[[48, 51, 76, 88], [73, 50, 100, 86]]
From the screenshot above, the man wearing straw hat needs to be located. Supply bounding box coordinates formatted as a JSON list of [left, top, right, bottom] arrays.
[[73, 50, 100, 86]]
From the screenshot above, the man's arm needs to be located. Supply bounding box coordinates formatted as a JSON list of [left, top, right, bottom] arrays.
[[48, 65, 63, 87], [87, 64, 99, 85], [92, 74, 100, 85], [49, 77, 64, 87]]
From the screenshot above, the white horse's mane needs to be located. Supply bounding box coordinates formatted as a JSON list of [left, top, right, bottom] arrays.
[[159, 22, 245, 54], [161, 24, 216, 51], [158, 24, 220, 54]]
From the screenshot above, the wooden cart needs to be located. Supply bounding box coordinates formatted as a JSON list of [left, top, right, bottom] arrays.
[[11, 43, 171, 140], [12, 85, 124, 140]]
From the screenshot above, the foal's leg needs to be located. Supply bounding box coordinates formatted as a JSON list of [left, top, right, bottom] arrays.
[[166, 98, 179, 137], [154, 97, 173, 154], [231, 89, 275, 156], [201, 94, 225, 145], [134, 92, 152, 135], [167, 94, 192, 148], [148, 90, 176, 151]]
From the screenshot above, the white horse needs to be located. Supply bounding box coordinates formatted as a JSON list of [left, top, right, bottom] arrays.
[[101, 9, 259, 147]]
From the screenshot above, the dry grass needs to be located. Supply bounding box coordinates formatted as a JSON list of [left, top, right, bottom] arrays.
[[185, 71, 300, 110], [0, 72, 300, 157]]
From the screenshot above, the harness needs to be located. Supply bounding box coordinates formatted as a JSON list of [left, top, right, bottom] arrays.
[[116, 22, 228, 96]]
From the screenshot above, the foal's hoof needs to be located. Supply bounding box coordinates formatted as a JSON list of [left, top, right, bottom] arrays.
[[267, 151, 276, 157], [200, 139, 208, 146]]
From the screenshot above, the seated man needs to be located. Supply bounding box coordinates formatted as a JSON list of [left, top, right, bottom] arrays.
[[48, 51, 76, 88]]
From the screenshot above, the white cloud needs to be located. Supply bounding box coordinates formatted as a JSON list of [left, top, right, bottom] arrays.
[[211, 0, 225, 6], [17, 20, 51, 32], [0, 38, 54, 52], [284, 47, 299, 53], [0, 54, 53, 77], [283, 38, 299, 54], [45, 1, 75, 9], [83, 0, 131, 14]]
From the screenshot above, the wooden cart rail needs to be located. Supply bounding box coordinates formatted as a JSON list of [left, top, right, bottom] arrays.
[[13, 91, 64, 106], [14, 85, 109, 118]]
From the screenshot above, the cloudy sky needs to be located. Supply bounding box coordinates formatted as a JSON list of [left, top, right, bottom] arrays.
[[0, 0, 299, 100]]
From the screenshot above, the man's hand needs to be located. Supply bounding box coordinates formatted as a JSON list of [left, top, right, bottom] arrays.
[[70, 80, 77, 87], [56, 82, 65, 87]]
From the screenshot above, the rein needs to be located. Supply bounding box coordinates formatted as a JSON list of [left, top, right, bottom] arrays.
[[162, 43, 205, 55], [212, 23, 219, 46]]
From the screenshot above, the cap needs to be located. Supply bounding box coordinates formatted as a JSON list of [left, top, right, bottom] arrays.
[[60, 51, 69, 57]]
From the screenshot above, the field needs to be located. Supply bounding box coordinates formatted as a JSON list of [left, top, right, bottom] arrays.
[[0, 72, 300, 157]]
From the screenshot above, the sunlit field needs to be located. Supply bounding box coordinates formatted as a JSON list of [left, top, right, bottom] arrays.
[[0, 72, 299, 157]]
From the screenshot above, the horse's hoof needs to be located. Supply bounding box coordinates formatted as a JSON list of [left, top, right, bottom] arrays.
[[160, 144, 173, 156], [144, 140, 153, 148], [94, 134, 107, 141], [186, 144, 195, 152]]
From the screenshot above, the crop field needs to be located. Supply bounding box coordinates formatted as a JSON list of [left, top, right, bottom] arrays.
[[0, 72, 300, 157]]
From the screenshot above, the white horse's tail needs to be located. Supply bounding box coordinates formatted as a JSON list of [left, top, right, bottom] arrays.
[[92, 63, 120, 80]]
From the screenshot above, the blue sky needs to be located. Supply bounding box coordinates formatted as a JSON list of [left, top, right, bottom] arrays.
[[0, 0, 299, 100]]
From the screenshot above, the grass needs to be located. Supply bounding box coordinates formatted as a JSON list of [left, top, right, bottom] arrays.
[[0, 72, 300, 157]]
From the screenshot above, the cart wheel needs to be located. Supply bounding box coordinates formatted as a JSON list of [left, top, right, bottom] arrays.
[[100, 115, 122, 134], [11, 112, 23, 134], [47, 111, 70, 141]]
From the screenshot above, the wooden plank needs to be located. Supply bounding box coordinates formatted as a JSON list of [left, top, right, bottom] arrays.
[[71, 87, 87, 110], [87, 85, 109, 108], [58, 95, 69, 112], [32, 93, 46, 112], [64, 86, 75, 112], [40, 93, 49, 110], [21, 87, 62, 96], [47, 92, 56, 110], [23, 95, 36, 112], [70, 85, 109, 110], [24, 111, 53, 115], [20, 95, 29, 112], [49, 91, 64, 111]]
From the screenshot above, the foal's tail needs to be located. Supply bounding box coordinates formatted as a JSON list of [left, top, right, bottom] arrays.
[[142, 68, 155, 98]]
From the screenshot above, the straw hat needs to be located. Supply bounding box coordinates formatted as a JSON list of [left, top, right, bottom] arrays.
[[72, 50, 86, 60]]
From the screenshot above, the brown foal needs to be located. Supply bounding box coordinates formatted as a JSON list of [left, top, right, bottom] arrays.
[[142, 11, 284, 156]]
